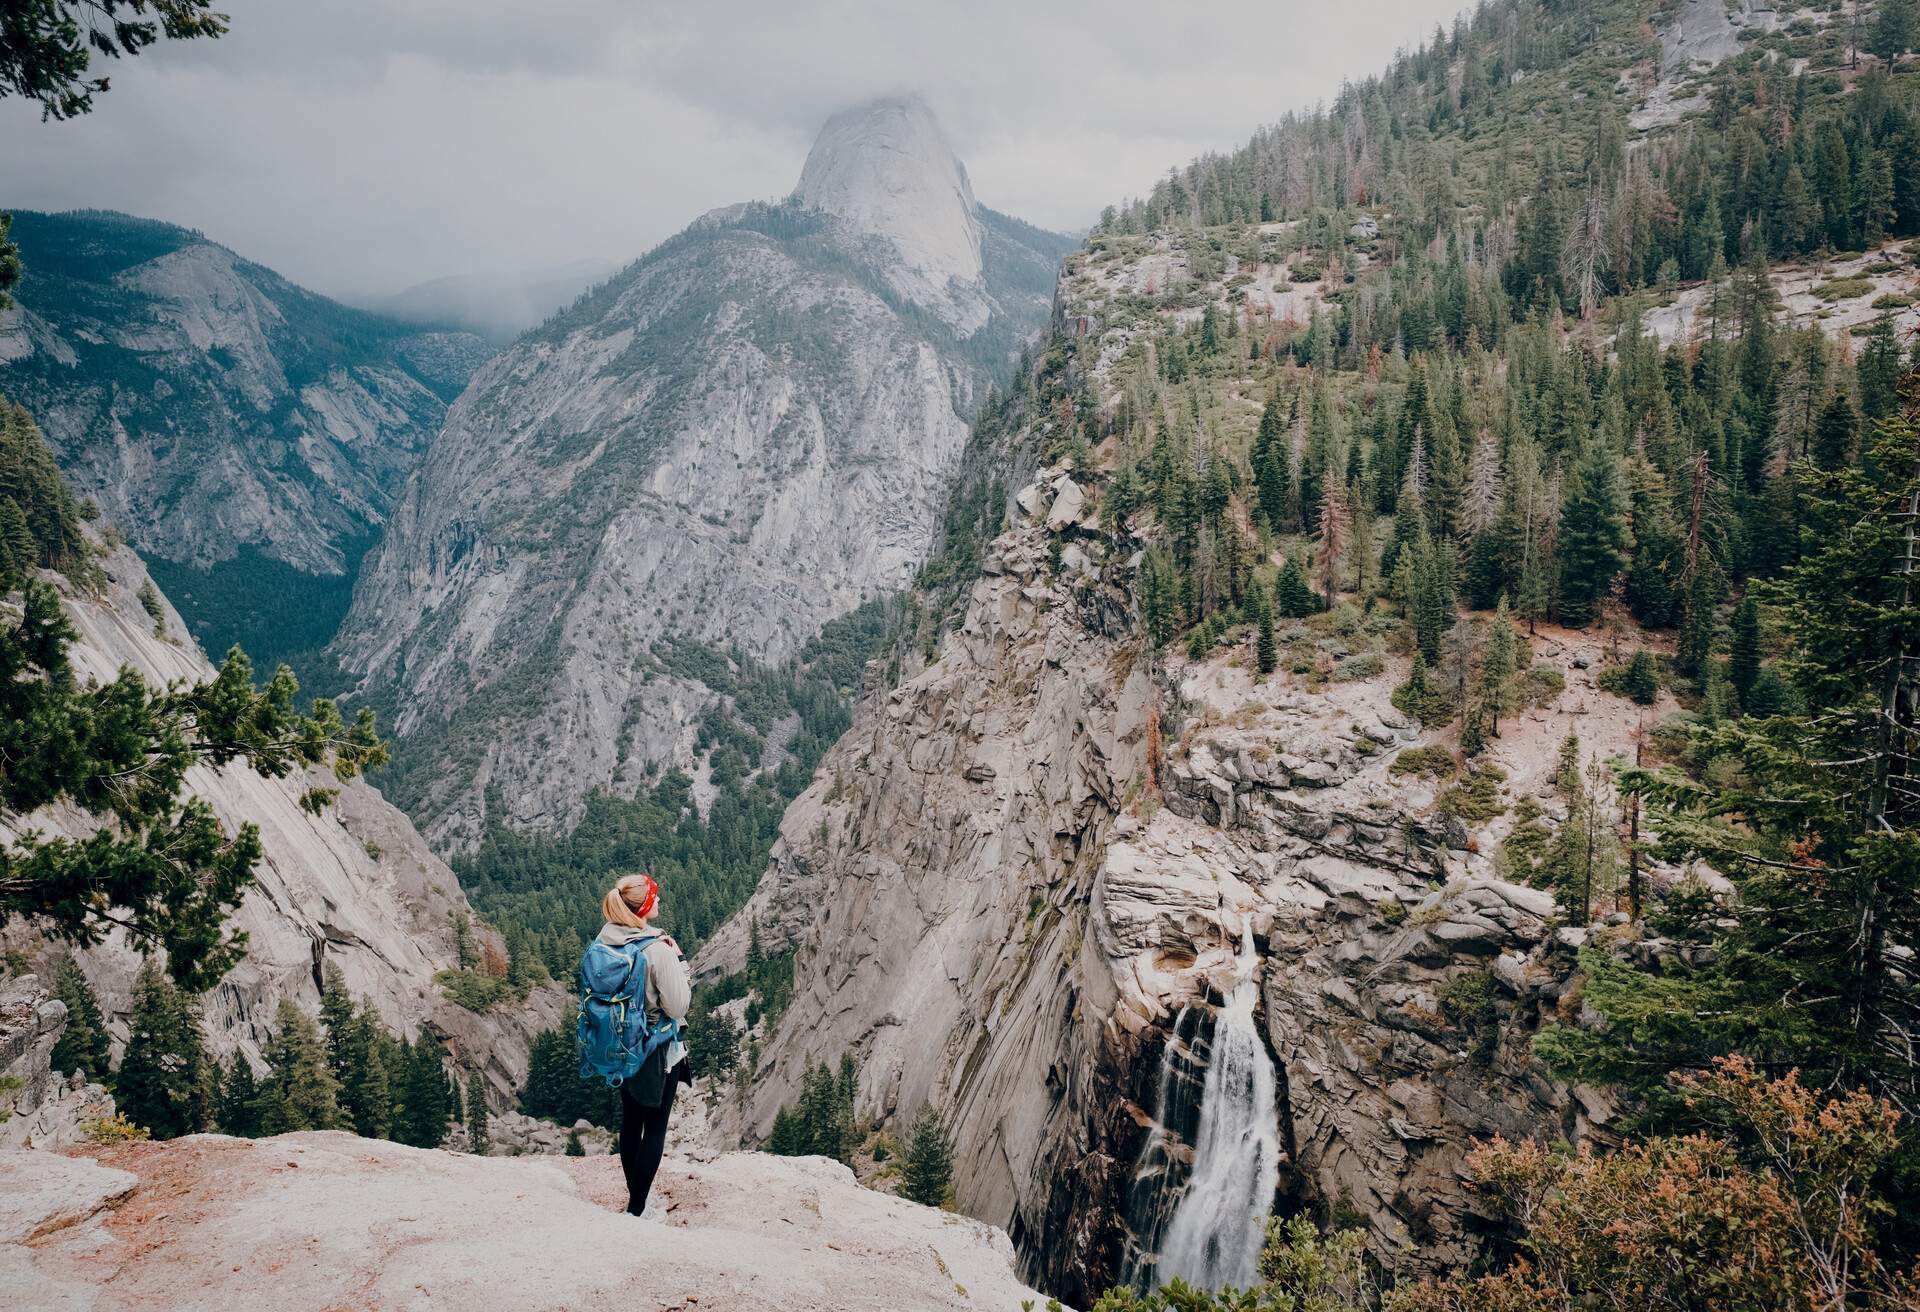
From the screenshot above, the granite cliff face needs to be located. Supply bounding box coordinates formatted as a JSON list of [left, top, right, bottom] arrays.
[[0, 210, 492, 674], [334, 98, 1073, 848], [700, 248, 1666, 1302], [797, 95, 989, 330], [0, 543, 560, 1103]]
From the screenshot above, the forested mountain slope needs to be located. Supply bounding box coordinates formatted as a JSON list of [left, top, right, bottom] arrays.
[[698, 1, 1920, 1303], [0, 210, 493, 683]]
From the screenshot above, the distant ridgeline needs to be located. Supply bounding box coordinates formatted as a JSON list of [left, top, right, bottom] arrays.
[[0, 208, 492, 690]]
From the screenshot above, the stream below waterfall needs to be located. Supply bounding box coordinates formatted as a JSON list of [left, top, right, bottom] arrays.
[[1152, 921, 1281, 1290]]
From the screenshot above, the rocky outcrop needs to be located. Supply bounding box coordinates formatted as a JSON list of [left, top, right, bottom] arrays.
[[705, 428, 1645, 1300], [0, 975, 114, 1150], [1, 1131, 1049, 1310], [0, 210, 492, 661], [334, 99, 1074, 848], [0, 542, 561, 1102]]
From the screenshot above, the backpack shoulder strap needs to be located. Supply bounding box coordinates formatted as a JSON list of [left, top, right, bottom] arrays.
[[613, 934, 660, 995]]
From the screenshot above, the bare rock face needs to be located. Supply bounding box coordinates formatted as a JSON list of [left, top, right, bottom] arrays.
[[334, 99, 1072, 848], [0, 976, 114, 1150], [797, 95, 987, 330], [701, 520, 1157, 1302], [1, 1132, 1049, 1311], [0, 543, 561, 1103]]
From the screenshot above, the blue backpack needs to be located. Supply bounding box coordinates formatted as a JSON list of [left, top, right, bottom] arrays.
[[576, 935, 681, 1087]]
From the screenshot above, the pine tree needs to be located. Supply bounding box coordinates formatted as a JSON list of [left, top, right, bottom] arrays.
[[1480, 596, 1519, 737], [1860, 317, 1903, 422], [1, 395, 389, 993], [1252, 394, 1291, 530], [48, 957, 110, 1083], [1256, 604, 1277, 676], [1556, 446, 1631, 627], [397, 1035, 452, 1148], [832, 1052, 858, 1161], [1316, 481, 1350, 599], [1555, 730, 1583, 800], [518, 1020, 575, 1122], [0, 497, 33, 588], [1677, 565, 1723, 679], [564, 1129, 584, 1156], [900, 1104, 953, 1208], [1871, 0, 1917, 63], [1139, 546, 1178, 644], [1460, 698, 1489, 759], [1623, 649, 1659, 705], [504, 924, 544, 991], [216, 1052, 261, 1137], [1813, 393, 1858, 471], [1729, 596, 1762, 711], [1411, 541, 1456, 663], [450, 910, 478, 969], [466, 1069, 490, 1155], [319, 971, 389, 1139], [1548, 751, 1617, 925], [1461, 429, 1503, 538], [357, 1034, 392, 1140], [116, 959, 211, 1140], [253, 999, 342, 1135], [767, 1106, 807, 1156], [1275, 554, 1317, 618]]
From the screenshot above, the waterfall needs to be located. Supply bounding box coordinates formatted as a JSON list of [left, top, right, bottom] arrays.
[[1117, 1007, 1195, 1288], [1154, 922, 1281, 1291]]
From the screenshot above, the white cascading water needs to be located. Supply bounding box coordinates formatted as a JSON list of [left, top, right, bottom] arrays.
[[1154, 921, 1281, 1291]]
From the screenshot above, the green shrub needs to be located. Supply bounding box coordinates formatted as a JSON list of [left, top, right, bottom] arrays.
[[1333, 650, 1384, 681], [1440, 767, 1507, 822], [1391, 655, 1455, 726], [1814, 276, 1874, 301], [1438, 970, 1500, 1064], [1515, 666, 1566, 706], [435, 967, 520, 1013], [1390, 744, 1456, 777], [82, 1112, 150, 1143]]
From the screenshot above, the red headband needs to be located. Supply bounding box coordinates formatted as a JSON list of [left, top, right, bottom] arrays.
[[623, 874, 658, 921]]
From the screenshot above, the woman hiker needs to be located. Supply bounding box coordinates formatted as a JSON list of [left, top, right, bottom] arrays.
[[593, 873, 692, 1216]]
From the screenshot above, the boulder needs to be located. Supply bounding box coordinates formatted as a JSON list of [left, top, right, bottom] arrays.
[[1046, 477, 1087, 531], [0, 1149, 135, 1243]]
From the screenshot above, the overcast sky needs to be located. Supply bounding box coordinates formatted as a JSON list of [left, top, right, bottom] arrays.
[[0, 0, 1465, 302]]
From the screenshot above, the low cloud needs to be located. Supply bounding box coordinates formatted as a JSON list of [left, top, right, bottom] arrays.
[[0, 0, 1463, 300]]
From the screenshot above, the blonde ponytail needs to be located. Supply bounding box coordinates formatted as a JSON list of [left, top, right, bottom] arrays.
[[602, 873, 658, 928]]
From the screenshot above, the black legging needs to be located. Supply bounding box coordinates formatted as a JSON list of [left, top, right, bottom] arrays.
[[619, 1071, 678, 1216]]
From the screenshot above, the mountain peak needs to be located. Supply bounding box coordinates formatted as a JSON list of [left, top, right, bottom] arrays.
[[795, 95, 982, 292]]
